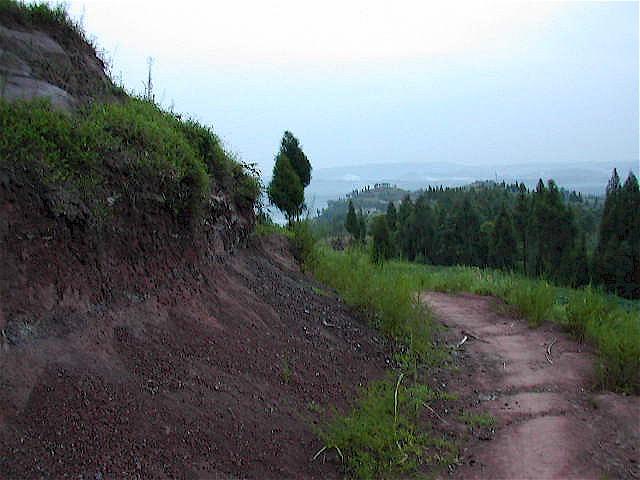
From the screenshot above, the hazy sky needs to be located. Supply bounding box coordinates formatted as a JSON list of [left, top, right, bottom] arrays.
[[66, 1, 638, 176]]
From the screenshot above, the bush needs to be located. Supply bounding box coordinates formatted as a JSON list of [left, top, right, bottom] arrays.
[[291, 220, 317, 268]]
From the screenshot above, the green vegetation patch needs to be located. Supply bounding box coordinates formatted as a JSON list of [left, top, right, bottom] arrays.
[[458, 411, 495, 428], [310, 245, 433, 360], [318, 378, 457, 479], [0, 98, 259, 221], [294, 234, 456, 478]]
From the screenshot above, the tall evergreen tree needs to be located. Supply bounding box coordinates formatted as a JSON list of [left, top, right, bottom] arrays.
[[279, 131, 312, 187], [386, 202, 398, 231], [413, 195, 435, 263], [267, 153, 303, 225], [357, 208, 367, 243], [544, 180, 577, 283], [594, 169, 623, 291], [490, 205, 517, 270], [397, 195, 416, 260], [620, 173, 640, 298], [345, 200, 359, 238], [370, 215, 393, 264], [513, 183, 530, 274], [570, 233, 590, 287], [530, 179, 549, 276]]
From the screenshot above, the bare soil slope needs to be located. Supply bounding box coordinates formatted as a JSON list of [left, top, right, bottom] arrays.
[[0, 158, 388, 479], [0, 232, 389, 479], [424, 292, 639, 480]]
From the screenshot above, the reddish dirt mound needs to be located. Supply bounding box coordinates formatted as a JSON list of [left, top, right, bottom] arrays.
[[424, 292, 640, 480]]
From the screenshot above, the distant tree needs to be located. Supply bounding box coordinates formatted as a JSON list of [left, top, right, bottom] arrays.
[[479, 220, 494, 267], [513, 183, 530, 274], [267, 153, 303, 225], [570, 233, 590, 287], [386, 202, 398, 231], [357, 208, 367, 243], [490, 205, 517, 270], [370, 215, 393, 264], [595, 170, 640, 298], [530, 179, 547, 276], [279, 131, 311, 187], [620, 172, 640, 298], [345, 200, 359, 238], [451, 197, 482, 266], [397, 195, 416, 260], [594, 169, 622, 290], [413, 195, 435, 263]]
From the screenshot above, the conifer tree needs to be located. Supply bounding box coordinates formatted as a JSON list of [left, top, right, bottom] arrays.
[[397, 195, 416, 260], [357, 208, 367, 243], [570, 233, 590, 287], [279, 131, 311, 187], [267, 153, 303, 225], [513, 183, 530, 274], [371, 215, 393, 264], [490, 205, 517, 269], [451, 197, 482, 266], [345, 200, 359, 238], [619, 173, 640, 298], [413, 196, 435, 263], [386, 202, 398, 231], [594, 169, 623, 290], [530, 179, 548, 276]]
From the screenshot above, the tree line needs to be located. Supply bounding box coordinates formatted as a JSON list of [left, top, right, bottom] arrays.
[[357, 170, 638, 299]]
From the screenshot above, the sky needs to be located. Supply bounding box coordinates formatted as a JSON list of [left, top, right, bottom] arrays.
[[64, 1, 639, 177]]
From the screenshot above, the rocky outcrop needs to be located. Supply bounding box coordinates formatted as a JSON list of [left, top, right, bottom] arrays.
[[0, 19, 116, 108]]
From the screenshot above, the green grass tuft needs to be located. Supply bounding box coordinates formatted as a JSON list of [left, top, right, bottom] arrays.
[[319, 378, 456, 479]]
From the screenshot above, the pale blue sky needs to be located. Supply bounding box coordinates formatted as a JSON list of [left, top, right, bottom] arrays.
[[66, 1, 638, 177]]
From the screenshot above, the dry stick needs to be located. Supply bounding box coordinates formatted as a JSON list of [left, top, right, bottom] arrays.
[[456, 335, 468, 348], [312, 445, 344, 463], [423, 403, 449, 425], [546, 337, 558, 365], [462, 330, 490, 343], [394, 372, 405, 425]]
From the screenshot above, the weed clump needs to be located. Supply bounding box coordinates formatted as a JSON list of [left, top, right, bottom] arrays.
[[319, 379, 457, 479]]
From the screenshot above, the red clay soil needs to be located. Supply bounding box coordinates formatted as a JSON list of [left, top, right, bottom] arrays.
[[0, 148, 395, 478], [0, 230, 390, 478], [423, 292, 640, 480]]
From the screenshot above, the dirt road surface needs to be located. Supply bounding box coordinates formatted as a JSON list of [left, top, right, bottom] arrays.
[[423, 292, 639, 480]]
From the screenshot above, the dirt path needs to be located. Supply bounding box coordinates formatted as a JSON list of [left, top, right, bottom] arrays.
[[423, 292, 639, 480]]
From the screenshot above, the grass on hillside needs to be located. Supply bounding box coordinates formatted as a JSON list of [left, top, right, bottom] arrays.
[[306, 241, 638, 394], [0, 98, 260, 222], [263, 224, 638, 478], [277, 225, 456, 478]]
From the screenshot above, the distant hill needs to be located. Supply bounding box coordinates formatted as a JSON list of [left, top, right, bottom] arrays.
[[296, 159, 637, 218], [312, 178, 605, 239]]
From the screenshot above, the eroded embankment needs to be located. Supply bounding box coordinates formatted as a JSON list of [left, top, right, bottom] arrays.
[[424, 292, 639, 480], [0, 179, 389, 480]]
